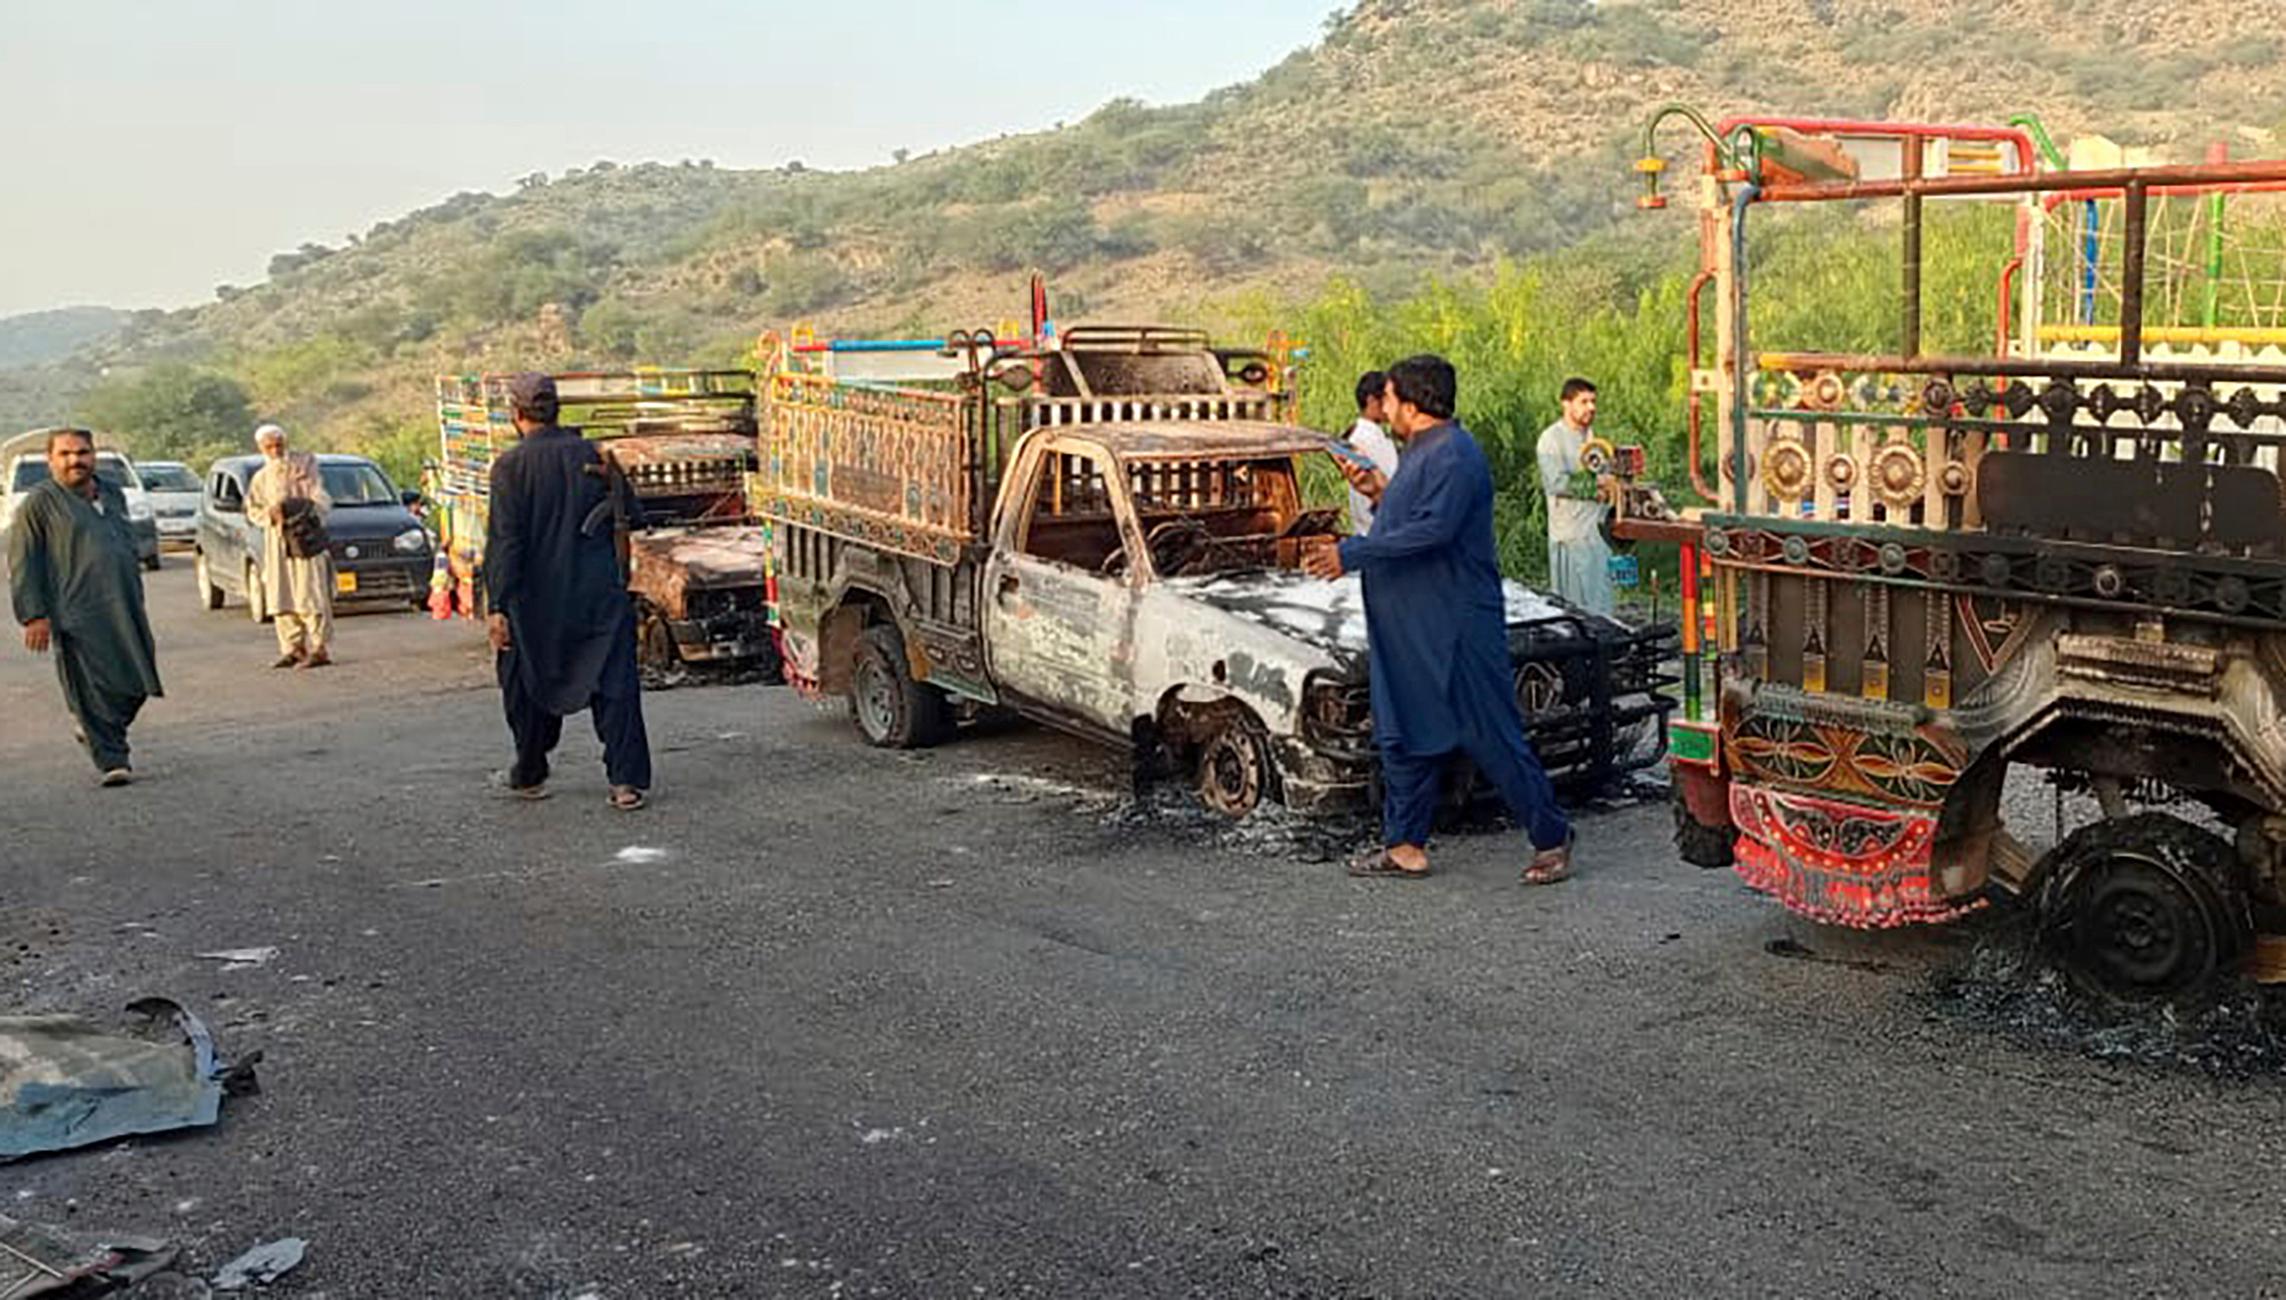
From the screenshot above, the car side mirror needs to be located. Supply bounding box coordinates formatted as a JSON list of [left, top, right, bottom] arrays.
[[401, 489, 424, 507], [213, 497, 242, 515]]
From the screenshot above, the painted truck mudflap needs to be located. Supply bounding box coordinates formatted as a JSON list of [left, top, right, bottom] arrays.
[[1722, 687, 1982, 927]]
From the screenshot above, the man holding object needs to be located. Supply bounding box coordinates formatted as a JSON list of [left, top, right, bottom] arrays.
[[484, 373, 652, 809], [1303, 356, 1572, 884]]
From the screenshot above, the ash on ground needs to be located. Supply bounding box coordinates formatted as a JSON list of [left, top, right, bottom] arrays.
[[1101, 770, 1667, 866], [641, 660, 782, 692], [1922, 913, 2286, 1080]]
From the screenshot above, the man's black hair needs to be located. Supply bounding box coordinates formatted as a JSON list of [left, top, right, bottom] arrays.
[[44, 427, 93, 453], [1560, 377, 1598, 402], [1385, 355, 1457, 420], [1355, 370, 1386, 411]]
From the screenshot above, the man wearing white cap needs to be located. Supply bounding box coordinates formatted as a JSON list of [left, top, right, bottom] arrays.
[[245, 423, 335, 668]]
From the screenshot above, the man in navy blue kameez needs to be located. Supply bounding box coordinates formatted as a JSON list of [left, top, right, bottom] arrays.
[[485, 373, 653, 809], [1304, 355, 1573, 883]]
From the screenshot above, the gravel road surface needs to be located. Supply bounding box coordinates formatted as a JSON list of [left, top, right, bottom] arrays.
[[5, 561, 2283, 1296]]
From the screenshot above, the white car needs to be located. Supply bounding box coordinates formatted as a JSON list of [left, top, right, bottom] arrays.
[[1, 428, 162, 570], [133, 459, 203, 548]]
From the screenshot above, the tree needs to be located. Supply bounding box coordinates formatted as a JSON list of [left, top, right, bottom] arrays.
[[75, 364, 256, 466]]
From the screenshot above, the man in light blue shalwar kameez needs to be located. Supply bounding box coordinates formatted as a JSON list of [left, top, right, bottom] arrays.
[[1536, 376, 1615, 616]]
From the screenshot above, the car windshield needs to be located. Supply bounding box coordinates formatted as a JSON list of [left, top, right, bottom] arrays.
[[320, 462, 398, 505], [139, 464, 199, 491]]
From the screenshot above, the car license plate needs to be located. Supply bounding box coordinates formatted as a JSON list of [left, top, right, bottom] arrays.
[[336, 571, 358, 594]]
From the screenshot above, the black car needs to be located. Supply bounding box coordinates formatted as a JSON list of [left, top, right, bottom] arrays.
[[193, 454, 433, 619]]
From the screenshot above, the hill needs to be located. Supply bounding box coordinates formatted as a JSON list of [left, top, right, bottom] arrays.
[[36, 0, 2286, 469], [0, 306, 132, 369]]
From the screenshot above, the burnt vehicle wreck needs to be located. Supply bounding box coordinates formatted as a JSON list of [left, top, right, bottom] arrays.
[[1617, 107, 2286, 997], [434, 369, 776, 673], [755, 320, 1673, 817]]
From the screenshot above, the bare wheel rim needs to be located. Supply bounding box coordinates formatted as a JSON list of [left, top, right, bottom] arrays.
[[854, 653, 897, 741], [1198, 727, 1264, 817]]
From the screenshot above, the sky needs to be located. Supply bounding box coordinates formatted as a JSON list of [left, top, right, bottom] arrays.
[[0, 0, 1342, 319]]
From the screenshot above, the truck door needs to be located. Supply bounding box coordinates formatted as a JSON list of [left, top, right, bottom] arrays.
[[982, 443, 1142, 733]]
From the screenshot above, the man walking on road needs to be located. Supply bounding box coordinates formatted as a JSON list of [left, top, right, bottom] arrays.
[[246, 423, 336, 668], [1303, 355, 1572, 884], [8, 428, 163, 785], [1344, 369, 1399, 536], [485, 372, 652, 809], [1536, 377, 1616, 615]]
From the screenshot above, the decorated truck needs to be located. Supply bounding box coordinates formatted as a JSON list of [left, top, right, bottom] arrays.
[[1613, 107, 2286, 995], [431, 369, 775, 671], [753, 321, 1674, 816]]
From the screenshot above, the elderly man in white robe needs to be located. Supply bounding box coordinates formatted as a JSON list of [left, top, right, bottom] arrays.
[[245, 423, 336, 668]]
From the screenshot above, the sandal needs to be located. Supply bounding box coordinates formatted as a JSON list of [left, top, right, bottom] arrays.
[[607, 785, 648, 811], [1348, 848, 1431, 879], [1522, 832, 1575, 886]]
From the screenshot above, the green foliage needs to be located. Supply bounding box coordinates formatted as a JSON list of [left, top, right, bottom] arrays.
[[763, 253, 854, 316], [357, 415, 436, 491], [239, 333, 374, 410], [74, 364, 256, 467], [431, 228, 616, 324], [1239, 203, 2016, 585]]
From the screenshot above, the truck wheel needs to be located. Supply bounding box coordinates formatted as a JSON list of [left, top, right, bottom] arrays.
[[852, 623, 952, 749], [1195, 712, 1276, 818], [142, 552, 162, 572], [2037, 812, 2252, 1000], [1673, 783, 1737, 869], [195, 551, 224, 611], [245, 563, 273, 625]]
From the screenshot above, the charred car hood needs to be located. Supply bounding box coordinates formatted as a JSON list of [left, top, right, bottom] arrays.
[[629, 526, 768, 587], [1166, 570, 1584, 673]]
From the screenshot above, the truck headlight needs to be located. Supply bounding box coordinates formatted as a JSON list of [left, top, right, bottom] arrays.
[[129, 500, 153, 521], [391, 527, 430, 554]]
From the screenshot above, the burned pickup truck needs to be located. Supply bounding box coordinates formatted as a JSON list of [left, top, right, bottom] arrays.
[[433, 369, 774, 671], [755, 325, 1672, 815]]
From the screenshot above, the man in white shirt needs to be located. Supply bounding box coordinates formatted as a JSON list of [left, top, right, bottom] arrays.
[[1536, 377, 1615, 615], [1345, 370, 1400, 535]]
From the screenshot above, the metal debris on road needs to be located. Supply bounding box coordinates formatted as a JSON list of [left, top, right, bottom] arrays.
[[209, 1238, 303, 1292], [192, 949, 278, 970], [1, 998, 240, 1162], [0, 1212, 176, 1298]]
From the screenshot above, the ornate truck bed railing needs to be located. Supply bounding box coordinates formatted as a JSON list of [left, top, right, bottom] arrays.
[[757, 371, 977, 565]]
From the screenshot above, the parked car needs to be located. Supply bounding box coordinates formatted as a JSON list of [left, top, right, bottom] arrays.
[[133, 459, 203, 549], [193, 453, 432, 619], [2, 430, 160, 569]]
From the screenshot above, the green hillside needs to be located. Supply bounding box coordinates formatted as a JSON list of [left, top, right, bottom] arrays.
[[20, 0, 2285, 480]]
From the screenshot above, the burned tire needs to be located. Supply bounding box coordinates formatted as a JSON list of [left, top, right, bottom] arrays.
[[1195, 712, 1276, 819], [851, 622, 952, 749], [1673, 783, 1738, 869], [2037, 812, 2252, 1000], [636, 607, 678, 669]]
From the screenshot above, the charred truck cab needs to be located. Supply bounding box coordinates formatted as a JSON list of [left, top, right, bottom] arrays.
[[433, 369, 775, 671], [756, 319, 1672, 817], [1618, 108, 2286, 995]]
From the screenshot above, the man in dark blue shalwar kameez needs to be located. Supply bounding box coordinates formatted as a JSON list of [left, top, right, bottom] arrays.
[[485, 373, 653, 809], [1304, 355, 1573, 883]]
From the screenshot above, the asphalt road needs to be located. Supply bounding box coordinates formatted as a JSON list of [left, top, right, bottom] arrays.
[[6, 560, 2285, 1297]]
